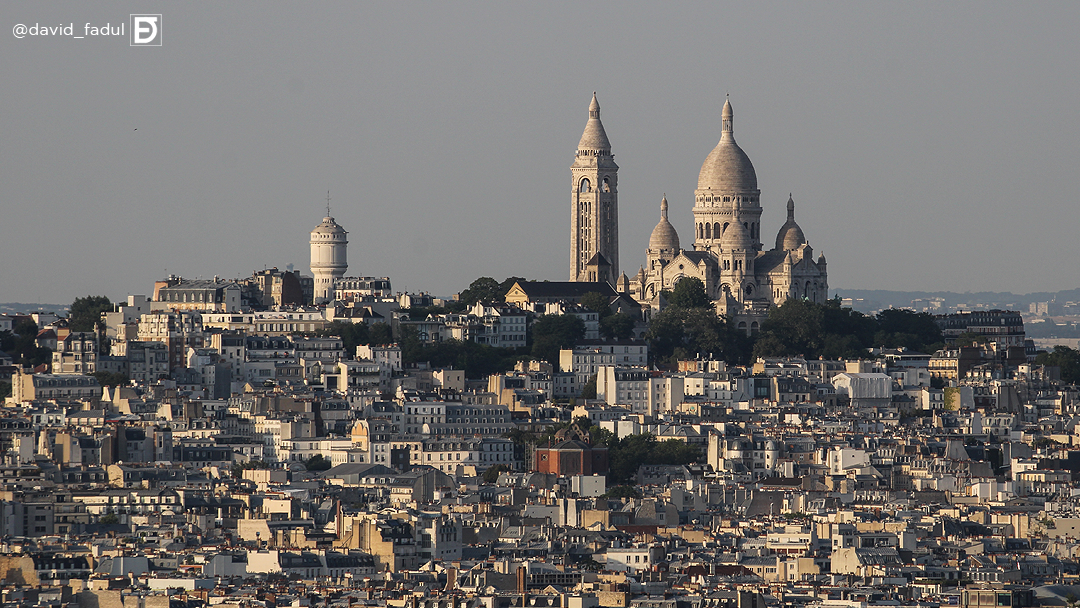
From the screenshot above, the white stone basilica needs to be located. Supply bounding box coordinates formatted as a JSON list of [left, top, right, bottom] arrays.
[[569, 94, 829, 333]]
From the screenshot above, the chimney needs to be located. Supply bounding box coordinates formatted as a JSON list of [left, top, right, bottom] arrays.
[[516, 565, 527, 593]]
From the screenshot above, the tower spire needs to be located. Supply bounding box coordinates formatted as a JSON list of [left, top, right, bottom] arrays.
[[661, 194, 668, 219], [722, 96, 733, 134]]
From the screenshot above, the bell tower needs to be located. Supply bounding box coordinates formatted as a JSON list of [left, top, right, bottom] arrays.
[[570, 93, 619, 282]]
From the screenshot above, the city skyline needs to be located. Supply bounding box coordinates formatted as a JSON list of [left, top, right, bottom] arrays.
[[3, 2, 1079, 304]]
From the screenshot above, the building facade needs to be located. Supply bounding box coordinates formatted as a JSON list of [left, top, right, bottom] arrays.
[[569, 95, 830, 332], [569, 94, 619, 283], [310, 215, 348, 303]]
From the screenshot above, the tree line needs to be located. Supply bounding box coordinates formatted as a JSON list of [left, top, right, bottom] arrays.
[[643, 277, 945, 368], [505, 417, 702, 485]]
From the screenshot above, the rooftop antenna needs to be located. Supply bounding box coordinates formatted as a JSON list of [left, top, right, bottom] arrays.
[[326, 190, 331, 218]]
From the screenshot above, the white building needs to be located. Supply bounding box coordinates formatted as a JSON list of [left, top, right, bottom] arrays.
[[310, 214, 348, 303], [597, 366, 651, 414]]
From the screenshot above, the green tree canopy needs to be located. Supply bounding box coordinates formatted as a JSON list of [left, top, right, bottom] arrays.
[[600, 312, 636, 340], [579, 291, 613, 318], [457, 276, 526, 307], [531, 314, 586, 366], [754, 298, 939, 360], [0, 321, 51, 367], [954, 331, 989, 348], [399, 325, 526, 379], [580, 374, 598, 399], [604, 485, 641, 499], [482, 464, 509, 484], [69, 295, 112, 332], [753, 299, 825, 359], [304, 454, 332, 471], [318, 321, 394, 355], [458, 277, 501, 306], [93, 371, 129, 388], [874, 308, 944, 352], [645, 305, 743, 367], [1036, 346, 1080, 385], [667, 277, 711, 309], [604, 433, 702, 484]]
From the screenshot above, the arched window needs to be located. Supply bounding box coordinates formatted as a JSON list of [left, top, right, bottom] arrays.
[[714, 223, 721, 238], [579, 178, 591, 193], [744, 284, 753, 297], [602, 177, 611, 192], [705, 224, 712, 239], [697, 224, 703, 239]]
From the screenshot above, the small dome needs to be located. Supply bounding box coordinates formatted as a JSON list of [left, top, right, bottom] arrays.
[[577, 92, 611, 154], [311, 216, 347, 237], [697, 98, 757, 192], [775, 195, 806, 250], [721, 216, 750, 249], [648, 196, 680, 251]]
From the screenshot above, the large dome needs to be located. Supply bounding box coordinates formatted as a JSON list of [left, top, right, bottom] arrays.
[[649, 196, 680, 251], [697, 99, 757, 192]]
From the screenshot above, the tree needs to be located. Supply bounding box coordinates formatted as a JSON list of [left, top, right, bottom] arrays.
[[1037, 346, 1080, 385], [531, 314, 586, 366], [304, 454, 332, 471], [581, 374, 597, 399], [600, 312, 636, 340], [875, 308, 944, 352], [483, 464, 508, 484], [667, 277, 711, 309], [2, 322, 51, 367], [580, 292, 613, 318], [99, 514, 120, 525], [644, 305, 739, 367], [753, 299, 825, 359], [69, 296, 112, 332], [403, 305, 448, 320], [954, 331, 989, 348], [604, 485, 641, 499], [458, 277, 504, 306], [93, 371, 129, 388], [602, 433, 702, 484]]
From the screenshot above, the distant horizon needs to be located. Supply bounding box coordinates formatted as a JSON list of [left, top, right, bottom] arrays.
[[5, 283, 1080, 317]]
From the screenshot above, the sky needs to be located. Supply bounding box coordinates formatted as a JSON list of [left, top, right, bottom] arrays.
[[2, 2, 1079, 305]]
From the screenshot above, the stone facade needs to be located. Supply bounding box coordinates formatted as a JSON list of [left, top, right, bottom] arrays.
[[310, 215, 348, 303], [569, 94, 619, 283], [618, 98, 829, 333]]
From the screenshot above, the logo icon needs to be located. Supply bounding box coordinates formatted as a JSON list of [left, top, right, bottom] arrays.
[[129, 14, 161, 46]]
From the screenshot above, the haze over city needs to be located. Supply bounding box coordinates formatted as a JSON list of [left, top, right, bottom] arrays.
[[3, 2, 1079, 304]]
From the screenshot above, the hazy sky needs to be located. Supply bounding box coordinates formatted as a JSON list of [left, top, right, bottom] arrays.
[[3, 2, 1079, 305]]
